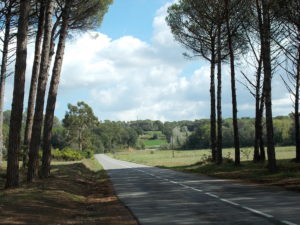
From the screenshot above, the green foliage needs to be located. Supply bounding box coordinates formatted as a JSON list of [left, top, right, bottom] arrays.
[[50, 101, 296, 155], [51, 148, 94, 161], [129, 120, 164, 132], [81, 149, 94, 159], [69, 0, 114, 32], [51, 127, 68, 150], [92, 121, 136, 152], [135, 139, 145, 150], [185, 116, 295, 150], [52, 148, 83, 161], [63, 102, 99, 130], [63, 101, 99, 151]]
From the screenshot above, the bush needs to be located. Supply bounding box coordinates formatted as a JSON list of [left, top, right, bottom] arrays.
[[52, 148, 83, 161], [135, 140, 145, 150], [82, 149, 94, 159]]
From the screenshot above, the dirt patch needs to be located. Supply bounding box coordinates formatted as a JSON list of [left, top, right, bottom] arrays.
[[0, 160, 139, 225]]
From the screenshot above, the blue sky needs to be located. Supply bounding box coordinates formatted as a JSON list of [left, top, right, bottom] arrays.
[[4, 0, 293, 122], [100, 0, 171, 42]]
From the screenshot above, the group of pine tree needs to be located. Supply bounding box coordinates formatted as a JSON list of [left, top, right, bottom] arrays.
[[166, 0, 300, 172], [0, 0, 112, 189], [1, 0, 300, 188]]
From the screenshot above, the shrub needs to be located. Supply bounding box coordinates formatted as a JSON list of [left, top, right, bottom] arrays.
[[136, 140, 145, 150], [82, 149, 94, 159], [52, 148, 83, 161]]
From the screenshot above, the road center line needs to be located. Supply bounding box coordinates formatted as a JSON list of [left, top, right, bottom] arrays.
[[220, 198, 240, 206], [242, 206, 273, 218], [282, 221, 298, 225], [205, 192, 219, 198]]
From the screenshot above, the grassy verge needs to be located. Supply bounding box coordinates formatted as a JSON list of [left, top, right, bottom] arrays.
[[0, 159, 138, 225], [110, 146, 300, 192]]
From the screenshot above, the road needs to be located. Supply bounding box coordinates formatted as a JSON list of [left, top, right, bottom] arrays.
[[95, 154, 300, 225]]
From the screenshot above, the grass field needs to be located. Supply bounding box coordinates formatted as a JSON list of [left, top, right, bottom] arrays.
[[111, 146, 296, 167], [110, 146, 300, 191], [0, 159, 138, 225], [143, 139, 167, 147], [138, 130, 167, 149]]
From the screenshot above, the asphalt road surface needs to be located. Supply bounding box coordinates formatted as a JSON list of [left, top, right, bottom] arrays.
[[95, 154, 300, 225]]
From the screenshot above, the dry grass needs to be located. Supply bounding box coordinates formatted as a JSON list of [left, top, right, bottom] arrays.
[[0, 159, 138, 225]]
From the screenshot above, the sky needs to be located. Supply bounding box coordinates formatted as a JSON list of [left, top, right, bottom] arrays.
[[4, 0, 294, 121]]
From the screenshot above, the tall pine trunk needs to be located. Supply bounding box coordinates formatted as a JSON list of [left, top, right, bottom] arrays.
[[259, 90, 266, 161], [253, 54, 263, 162], [0, 5, 12, 167], [41, 1, 70, 177], [261, 0, 276, 172], [27, 0, 54, 182], [295, 43, 300, 162], [5, 0, 31, 188], [210, 40, 217, 162], [216, 23, 222, 165], [23, 1, 46, 167], [225, 0, 240, 166], [255, 0, 266, 162]]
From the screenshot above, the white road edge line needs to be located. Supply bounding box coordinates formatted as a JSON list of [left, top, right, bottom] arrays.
[[99, 155, 299, 225]]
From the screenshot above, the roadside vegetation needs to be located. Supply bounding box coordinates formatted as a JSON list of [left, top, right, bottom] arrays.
[[0, 159, 138, 225]]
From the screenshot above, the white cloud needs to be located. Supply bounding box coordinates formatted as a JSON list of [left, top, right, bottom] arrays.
[[53, 1, 293, 121]]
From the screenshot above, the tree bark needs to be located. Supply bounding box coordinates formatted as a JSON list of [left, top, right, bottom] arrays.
[[261, 0, 276, 172], [225, 0, 240, 166], [0, 4, 12, 167], [258, 87, 266, 161], [295, 43, 300, 162], [41, 2, 70, 177], [216, 23, 222, 165], [210, 40, 217, 162], [5, 0, 31, 189], [23, 1, 46, 168], [27, 0, 54, 182], [253, 54, 263, 162]]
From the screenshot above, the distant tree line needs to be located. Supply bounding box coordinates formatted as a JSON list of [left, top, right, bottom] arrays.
[[0, 107, 296, 157], [183, 116, 295, 150], [1, 102, 141, 160]]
